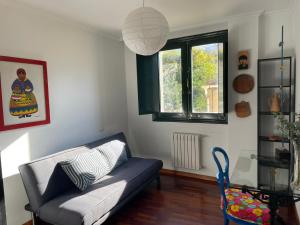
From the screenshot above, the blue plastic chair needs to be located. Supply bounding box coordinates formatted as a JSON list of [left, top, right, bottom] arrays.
[[212, 147, 270, 225]]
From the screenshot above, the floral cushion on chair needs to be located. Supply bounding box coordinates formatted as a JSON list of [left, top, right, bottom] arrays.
[[221, 188, 270, 225]]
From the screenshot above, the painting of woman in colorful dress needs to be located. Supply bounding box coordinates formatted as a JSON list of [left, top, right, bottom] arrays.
[[9, 68, 38, 118]]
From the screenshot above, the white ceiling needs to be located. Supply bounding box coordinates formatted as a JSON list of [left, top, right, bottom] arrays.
[[13, 0, 292, 38]]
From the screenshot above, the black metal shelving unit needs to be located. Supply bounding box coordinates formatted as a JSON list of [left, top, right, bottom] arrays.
[[257, 56, 295, 193]]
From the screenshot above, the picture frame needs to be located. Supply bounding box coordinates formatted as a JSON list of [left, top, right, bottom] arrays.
[[0, 56, 50, 131], [238, 50, 249, 70]]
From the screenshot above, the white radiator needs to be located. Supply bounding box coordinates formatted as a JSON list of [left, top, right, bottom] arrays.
[[172, 132, 202, 170]]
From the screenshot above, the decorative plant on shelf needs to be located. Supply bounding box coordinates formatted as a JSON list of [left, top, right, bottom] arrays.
[[275, 113, 300, 142], [274, 112, 300, 190]]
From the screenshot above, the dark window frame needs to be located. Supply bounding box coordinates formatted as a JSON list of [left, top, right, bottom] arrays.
[[153, 30, 228, 124]]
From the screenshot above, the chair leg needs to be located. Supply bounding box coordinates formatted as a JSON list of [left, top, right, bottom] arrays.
[[224, 218, 229, 225]]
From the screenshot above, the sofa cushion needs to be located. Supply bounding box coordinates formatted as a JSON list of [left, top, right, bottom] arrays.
[[39, 157, 163, 225], [86, 133, 132, 158], [96, 140, 128, 171], [59, 149, 111, 191]]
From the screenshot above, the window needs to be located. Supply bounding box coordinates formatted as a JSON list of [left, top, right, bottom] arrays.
[[191, 43, 223, 114], [159, 49, 183, 113], [136, 30, 228, 123]]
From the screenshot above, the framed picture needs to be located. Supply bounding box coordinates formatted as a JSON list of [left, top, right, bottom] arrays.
[[0, 56, 50, 131], [238, 50, 249, 70]]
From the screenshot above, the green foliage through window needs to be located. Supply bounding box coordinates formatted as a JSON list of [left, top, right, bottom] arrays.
[[192, 44, 220, 113], [159, 49, 182, 112]]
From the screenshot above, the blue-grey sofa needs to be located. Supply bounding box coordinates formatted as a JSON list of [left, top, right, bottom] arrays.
[[19, 133, 163, 225]]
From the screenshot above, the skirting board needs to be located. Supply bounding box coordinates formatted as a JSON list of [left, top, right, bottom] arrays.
[[160, 168, 217, 184], [23, 221, 32, 225]]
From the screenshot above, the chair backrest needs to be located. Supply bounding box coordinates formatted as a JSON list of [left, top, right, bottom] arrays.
[[212, 147, 230, 209]]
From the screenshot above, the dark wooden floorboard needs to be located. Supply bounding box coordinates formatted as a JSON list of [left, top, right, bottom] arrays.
[[104, 175, 225, 225], [104, 175, 298, 225], [32, 175, 298, 225]]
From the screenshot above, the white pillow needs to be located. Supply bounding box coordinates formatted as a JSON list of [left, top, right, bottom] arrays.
[[59, 149, 110, 191], [96, 140, 128, 171]]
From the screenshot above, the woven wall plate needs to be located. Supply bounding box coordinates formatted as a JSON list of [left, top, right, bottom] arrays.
[[233, 74, 254, 94], [235, 101, 251, 118]]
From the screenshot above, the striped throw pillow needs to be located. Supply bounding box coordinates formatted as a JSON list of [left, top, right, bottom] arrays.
[[96, 140, 128, 171], [59, 150, 110, 191]]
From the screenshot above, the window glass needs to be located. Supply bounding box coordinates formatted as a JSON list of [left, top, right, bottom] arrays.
[[159, 49, 183, 113], [191, 43, 223, 113]]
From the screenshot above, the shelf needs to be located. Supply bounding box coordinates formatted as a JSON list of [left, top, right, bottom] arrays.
[[258, 184, 291, 194], [257, 57, 294, 193], [259, 112, 290, 115], [259, 85, 291, 89], [259, 136, 290, 143], [258, 57, 292, 62], [258, 155, 290, 169]]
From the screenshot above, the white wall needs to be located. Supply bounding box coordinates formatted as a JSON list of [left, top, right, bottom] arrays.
[[125, 13, 260, 184], [259, 10, 295, 58], [125, 9, 296, 186], [227, 15, 259, 186], [0, 1, 127, 225]]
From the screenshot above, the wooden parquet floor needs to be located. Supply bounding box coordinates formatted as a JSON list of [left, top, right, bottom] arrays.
[[104, 175, 299, 225]]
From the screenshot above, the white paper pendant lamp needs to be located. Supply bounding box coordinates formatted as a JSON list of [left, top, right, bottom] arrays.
[[122, 6, 169, 56]]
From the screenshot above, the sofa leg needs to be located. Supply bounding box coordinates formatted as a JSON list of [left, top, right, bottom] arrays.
[[32, 213, 38, 225], [32, 213, 46, 225], [33, 213, 42, 225], [156, 176, 161, 190]]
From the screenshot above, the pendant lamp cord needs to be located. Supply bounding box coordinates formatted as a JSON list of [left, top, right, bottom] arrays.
[[143, 0, 145, 7]]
